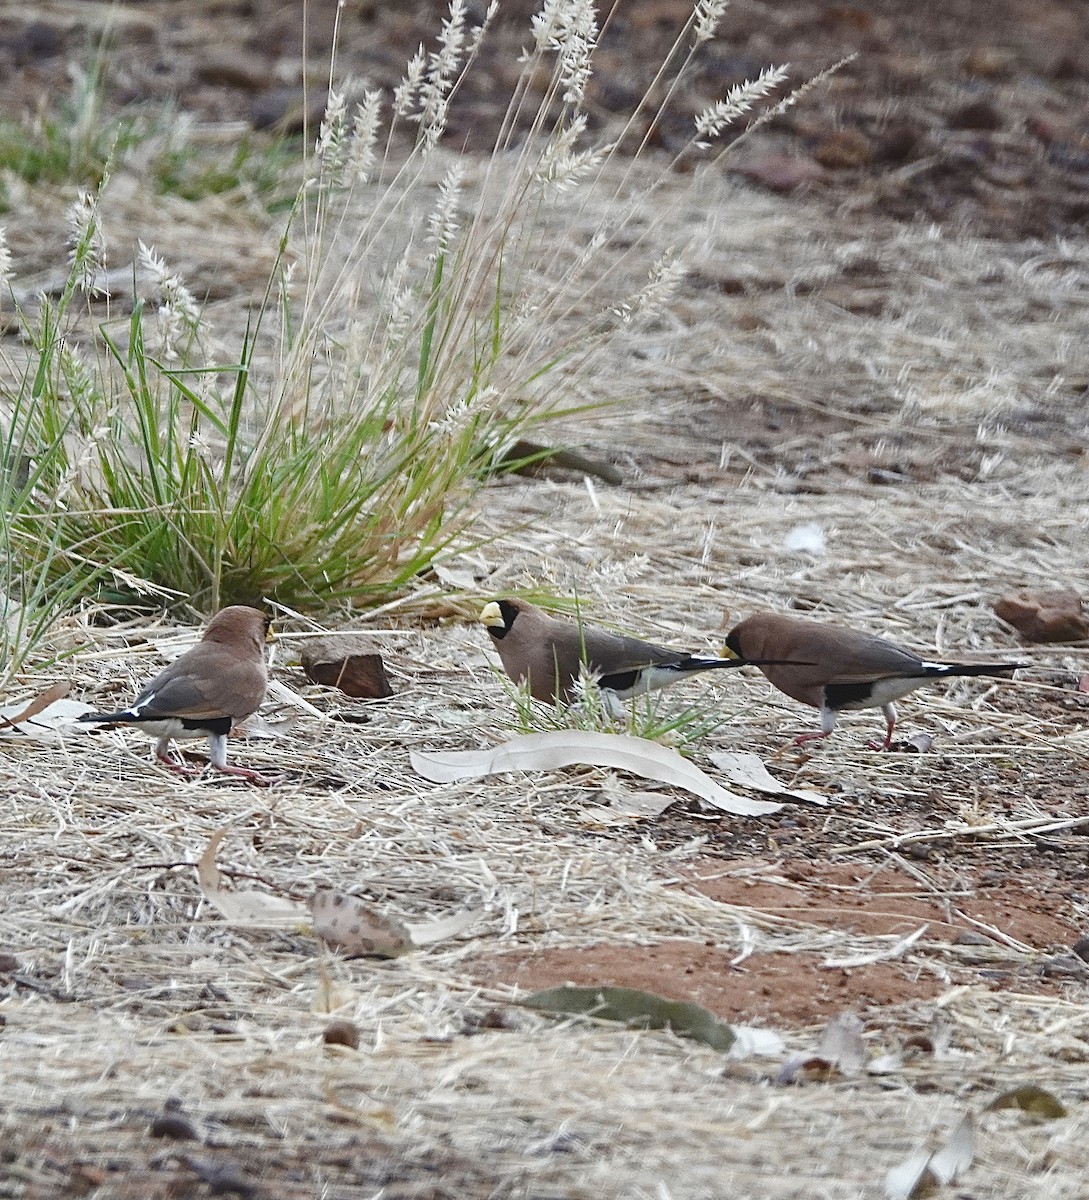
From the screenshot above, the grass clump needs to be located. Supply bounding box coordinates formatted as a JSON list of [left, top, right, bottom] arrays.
[[151, 130, 300, 211], [1, 0, 793, 615], [505, 666, 738, 751], [0, 60, 147, 199]]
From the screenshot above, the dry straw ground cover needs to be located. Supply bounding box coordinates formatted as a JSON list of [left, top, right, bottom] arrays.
[[2, 4, 1089, 1199]]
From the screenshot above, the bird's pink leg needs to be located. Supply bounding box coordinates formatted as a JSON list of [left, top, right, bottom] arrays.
[[792, 729, 833, 746], [154, 740, 201, 777], [206, 732, 273, 786], [211, 762, 272, 787], [791, 705, 838, 748], [866, 704, 897, 752]]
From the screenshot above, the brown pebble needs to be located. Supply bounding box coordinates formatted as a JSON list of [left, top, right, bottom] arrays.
[[994, 587, 1089, 643], [814, 129, 873, 170], [473, 1007, 517, 1031], [875, 120, 926, 164], [948, 100, 1003, 131], [322, 1018, 360, 1049], [964, 46, 1017, 79], [734, 153, 828, 193], [302, 636, 393, 699], [196, 55, 270, 92], [1072, 936, 1089, 964], [149, 1113, 200, 1141], [0, 953, 19, 973]]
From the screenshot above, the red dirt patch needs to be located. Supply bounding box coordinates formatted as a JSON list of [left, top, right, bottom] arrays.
[[470, 939, 939, 1027], [684, 857, 1081, 950], [469, 857, 1086, 1028]]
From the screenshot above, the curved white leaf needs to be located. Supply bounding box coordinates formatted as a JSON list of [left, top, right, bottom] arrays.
[[411, 731, 782, 816], [708, 750, 827, 805]]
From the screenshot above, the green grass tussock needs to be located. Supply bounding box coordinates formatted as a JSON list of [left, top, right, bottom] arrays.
[[0, 0, 791, 632]]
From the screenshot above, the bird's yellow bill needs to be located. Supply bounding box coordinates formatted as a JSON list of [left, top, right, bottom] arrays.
[[480, 601, 504, 629], [264, 622, 278, 645], [720, 644, 740, 660]]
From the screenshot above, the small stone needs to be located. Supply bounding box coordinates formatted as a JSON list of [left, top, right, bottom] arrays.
[[954, 930, 992, 946], [0, 953, 19, 973], [814, 129, 874, 170], [463, 1007, 517, 1034], [250, 88, 327, 133], [994, 587, 1089, 643], [322, 1018, 360, 1049], [149, 1112, 200, 1141], [11, 21, 64, 64], [868, 467, 909, 486], [948, 100, 1003, 131], [734, 154, 827, 194], [1039, 956, 1088, 979], [196, 55, 270, 91], [301, 637, 393, 699], [1072, 936, 1089, 964], [964, 46, 1017, 79]]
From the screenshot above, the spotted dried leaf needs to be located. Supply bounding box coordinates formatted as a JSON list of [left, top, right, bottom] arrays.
[[309, 888, 412, 958]]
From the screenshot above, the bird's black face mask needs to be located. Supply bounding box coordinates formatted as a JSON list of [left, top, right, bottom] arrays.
[[490, 599, 520, 639]]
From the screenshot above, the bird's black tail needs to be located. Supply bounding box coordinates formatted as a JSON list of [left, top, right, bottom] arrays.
[[925, 662, 1025, 679], [78, 710, 137, 724], [692, 655, 818, 672]]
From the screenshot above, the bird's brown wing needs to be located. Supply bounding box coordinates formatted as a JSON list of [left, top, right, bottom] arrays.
[[818, 633, 927, 683], [133, 657, 266, 722], [580, 627, 680, 673]]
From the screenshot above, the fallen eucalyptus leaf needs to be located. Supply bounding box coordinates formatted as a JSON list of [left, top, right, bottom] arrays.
[[405, 908, 481, 946], [707, 750, 827, 805], [309, 889, 411, 959], [411, 731, 782, 817], [237, 712, 301, 739], [987, 1084, 1067, 1120], [431, 562, 480, 591], [521, 985, 735, 1052], [885, 1150, 938, 1200], [728, 1025, 786, 1059], [2, 693, 94, 739], [885, 1111, 974, 1199], [928, 1112, 975, 1184], [0, 681, 72, 731], [816, 1011, 868, 1075], [196, 829, 306, 926], [597, 775, 680, 820], [266, 677, 325, 717]]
